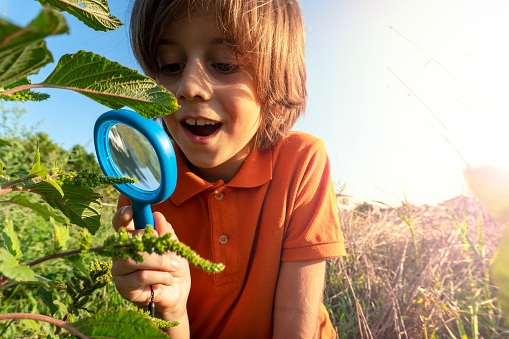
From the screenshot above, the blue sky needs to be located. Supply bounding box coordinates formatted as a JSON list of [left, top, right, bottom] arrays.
[[2, 0, 509, 206]]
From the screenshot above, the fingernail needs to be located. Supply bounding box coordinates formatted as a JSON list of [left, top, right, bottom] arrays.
[[119, 206, 127, 216], [171, 259, 180, 268]]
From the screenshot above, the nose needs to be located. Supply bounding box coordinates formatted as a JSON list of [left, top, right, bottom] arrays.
[[176, 59, 212, 101]]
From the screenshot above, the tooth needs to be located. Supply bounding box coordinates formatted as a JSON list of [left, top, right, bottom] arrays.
[[186, 119, 196, 126], [197, 119, 206, 126]]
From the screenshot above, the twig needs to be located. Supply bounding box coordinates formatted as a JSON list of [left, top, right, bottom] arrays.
[[0, 313, 89, 338]]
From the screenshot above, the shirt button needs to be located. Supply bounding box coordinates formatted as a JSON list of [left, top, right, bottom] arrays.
[[219, 235, 229, 244], [214, 192, 224, 200]]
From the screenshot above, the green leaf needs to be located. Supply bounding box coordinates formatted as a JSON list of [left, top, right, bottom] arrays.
[[0, 137, 13, 148], [0, 161, 6, 176], [37, 286, 59, 315], [66, 254, 89, 277], [0, 248, 34, 281], [36, 0, 123, 32], [41, 51, 178, 118], [30, 145, 48, 178], [20, 319, 40, 332], [45, 177, 64, 197], [8, 195, 68, 225], [53, 299, 69, 318], [0, 8, 68, 88], [51, 218, 70, 254], [2, 219, 22, 257], [71, 310, 170, 338], [29, 182, 102, 234]]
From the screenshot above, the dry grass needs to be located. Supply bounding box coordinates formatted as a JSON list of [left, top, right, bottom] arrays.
[[326, 195, 509, 338]]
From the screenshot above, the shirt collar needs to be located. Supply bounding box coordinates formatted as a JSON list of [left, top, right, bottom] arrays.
[[169, 144, 273, 206]]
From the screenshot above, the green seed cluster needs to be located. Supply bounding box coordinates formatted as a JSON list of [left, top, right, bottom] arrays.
[[101, 226, 225, 274], [60, 169, 137, 189], [65, 260, 113, 315], [89, 259, 112, 286], [0, 90, 50, 102], [129, 305, 179, 329], [80, 229, 92, 253]]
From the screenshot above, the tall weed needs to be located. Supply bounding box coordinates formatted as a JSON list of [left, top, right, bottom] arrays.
[[325, 196, 508, 338]]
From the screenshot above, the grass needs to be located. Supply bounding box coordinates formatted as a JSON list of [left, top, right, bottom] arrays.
[[325, 195, 509, 338]]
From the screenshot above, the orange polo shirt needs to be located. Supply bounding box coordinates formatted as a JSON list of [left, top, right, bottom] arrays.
[[119, 131, 345, 338]]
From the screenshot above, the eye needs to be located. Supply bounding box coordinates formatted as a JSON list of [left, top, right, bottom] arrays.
[[159, 63, 185, 75], [212, 63, 239, 74]]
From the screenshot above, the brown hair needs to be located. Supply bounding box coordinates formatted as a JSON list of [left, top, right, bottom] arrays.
[[130, 0, 307, 149]]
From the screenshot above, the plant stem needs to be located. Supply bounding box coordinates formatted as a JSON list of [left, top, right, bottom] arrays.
[[0, 313, 89, 338], [0, 245, 107, 286], [55, 286, 87, 335], [1, 83, 47, 96], [27, 246, 106, 268]]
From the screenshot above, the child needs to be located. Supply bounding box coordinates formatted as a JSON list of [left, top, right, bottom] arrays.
[[111, 0, 346, 338]]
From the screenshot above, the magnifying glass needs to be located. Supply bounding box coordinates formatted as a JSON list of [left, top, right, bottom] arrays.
[[94, 109, 177, 229]]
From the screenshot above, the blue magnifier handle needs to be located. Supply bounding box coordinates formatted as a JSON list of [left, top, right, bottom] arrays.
[[131, 200, 154, 230]]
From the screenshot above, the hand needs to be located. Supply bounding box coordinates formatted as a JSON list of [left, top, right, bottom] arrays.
[[110, 206, 191, 321]]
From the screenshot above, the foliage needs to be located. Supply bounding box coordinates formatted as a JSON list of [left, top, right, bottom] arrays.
[[0, 0, 224, 337]]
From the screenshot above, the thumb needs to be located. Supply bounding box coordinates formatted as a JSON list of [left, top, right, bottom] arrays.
[[153, 211, 179, 241]]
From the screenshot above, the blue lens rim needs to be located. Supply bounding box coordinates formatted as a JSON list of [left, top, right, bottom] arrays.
[[94, 109, 177, 204]]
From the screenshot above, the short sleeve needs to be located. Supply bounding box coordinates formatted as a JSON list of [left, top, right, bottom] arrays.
[[281, 139, 346, 261]]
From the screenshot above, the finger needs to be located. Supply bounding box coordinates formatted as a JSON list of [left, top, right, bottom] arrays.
[[113, 270, 175, 302], [111, 252, 182, 276], [153, 212, 179, 241], [112, 206, 135, 232]]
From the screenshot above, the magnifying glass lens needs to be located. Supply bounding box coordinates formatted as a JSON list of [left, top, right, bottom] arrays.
[[108, 123, 161, 192]]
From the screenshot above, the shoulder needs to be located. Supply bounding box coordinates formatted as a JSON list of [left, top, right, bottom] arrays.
[[274, 131, 326, 155], [271, 131, 328, 163], [269, 132, 330, 181]]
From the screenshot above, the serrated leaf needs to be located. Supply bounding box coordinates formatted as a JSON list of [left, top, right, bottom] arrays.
[[2, 219, 22, 257], [37, 287, 59, 315], [8, 194, 68, 225], [29, 182, 102, 234], [41, 50, 178, 118], [20, 319, 40, 332], [0, 248, 34, 281], [53, 299, 69, 317], [72, 310, 169, 338], [464, 166, 509, 221], [0, 8, 68, 87], [36, 0, 123, 32], [45, 177, 64, 197], [51, 218, 70, 254]]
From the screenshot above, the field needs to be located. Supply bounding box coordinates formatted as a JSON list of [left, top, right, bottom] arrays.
[[1, 189, 508, 337], [326, 195, 509, 338]]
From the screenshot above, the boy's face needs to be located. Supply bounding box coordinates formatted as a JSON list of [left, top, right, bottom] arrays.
[[156, 10, 262, 183]]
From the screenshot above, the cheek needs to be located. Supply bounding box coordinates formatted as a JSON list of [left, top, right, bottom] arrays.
[[162, 115, 179, 136]]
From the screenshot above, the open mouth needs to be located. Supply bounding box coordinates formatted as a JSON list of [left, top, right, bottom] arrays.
[[183, 118, 221, 137]]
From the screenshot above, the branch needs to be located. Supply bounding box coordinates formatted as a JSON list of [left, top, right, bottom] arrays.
[[0, 246, 105, 288], [27, 246, 106, 268], [0, 313, 89, 338]]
